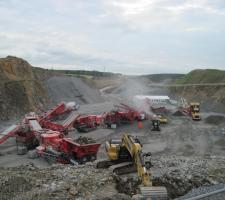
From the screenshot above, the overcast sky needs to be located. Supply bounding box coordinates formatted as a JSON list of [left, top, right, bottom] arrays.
[[0, 0, 225, 74]]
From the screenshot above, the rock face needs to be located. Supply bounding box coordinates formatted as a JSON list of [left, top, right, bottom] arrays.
[[171, 85, 225, 113], [171, 69, 225, 113], [0, 56, 50, 120], [0, 56, 105, 120]]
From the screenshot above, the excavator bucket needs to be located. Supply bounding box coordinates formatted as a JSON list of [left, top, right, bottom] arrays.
[[140, 186, 168, 200]]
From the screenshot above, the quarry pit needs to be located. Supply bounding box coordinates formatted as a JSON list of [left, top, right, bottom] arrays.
[[0, 57, 225, 200]]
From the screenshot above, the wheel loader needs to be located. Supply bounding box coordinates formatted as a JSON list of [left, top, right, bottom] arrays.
[[96, 134, 168, 199], [157, 114, 168, 124]]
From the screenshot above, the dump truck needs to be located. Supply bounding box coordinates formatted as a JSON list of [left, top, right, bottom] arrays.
[[180, 98, 201, 121], [157, 114, 168, 124]]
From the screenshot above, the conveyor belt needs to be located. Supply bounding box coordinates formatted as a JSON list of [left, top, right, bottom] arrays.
[[0, 124, 19, 144], [62, 111, 79, 129], [29, 120, 42, 131]]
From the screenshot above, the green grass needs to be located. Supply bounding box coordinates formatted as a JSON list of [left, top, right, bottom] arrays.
[[66, 73, 93, 79], [215, 138, 225, 147], [54, 70, 120, 78], [142, 74, 184, 82], [176, 69, 225, 84]]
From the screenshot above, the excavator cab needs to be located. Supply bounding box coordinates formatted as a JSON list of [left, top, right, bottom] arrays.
[[105, 139, 121, 160]]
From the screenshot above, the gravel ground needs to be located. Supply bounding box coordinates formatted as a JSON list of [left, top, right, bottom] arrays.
[[176, 184, 225, 200], [1, 156, 224, 200], [1, 77, 225, 199]]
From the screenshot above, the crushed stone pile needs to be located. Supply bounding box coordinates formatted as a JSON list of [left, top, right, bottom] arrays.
[[113, 156, 225, 199], [0, 156, 225, 200], [205, 115, 225, 125], [0, 162, 128, 200], [75, 136, 96, 144], [44, 76, 104, 106], [152, 156, 225, 199]]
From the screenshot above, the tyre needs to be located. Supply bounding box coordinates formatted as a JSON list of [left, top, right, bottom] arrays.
[[17, 145, 27, 155], [79, 156, 88, 164], [90, 154, 97, 161], [27, 150, 39, 159]]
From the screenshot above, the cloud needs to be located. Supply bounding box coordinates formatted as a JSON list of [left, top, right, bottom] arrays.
[[101, 0, 225, 32], [184, 27, 209, 32], [0, 0, 225, 74], [0, 29, 159, 74], [166, 0, 225, 16]]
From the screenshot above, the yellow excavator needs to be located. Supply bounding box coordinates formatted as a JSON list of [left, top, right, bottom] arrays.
[[96, 134, 168, 199]]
